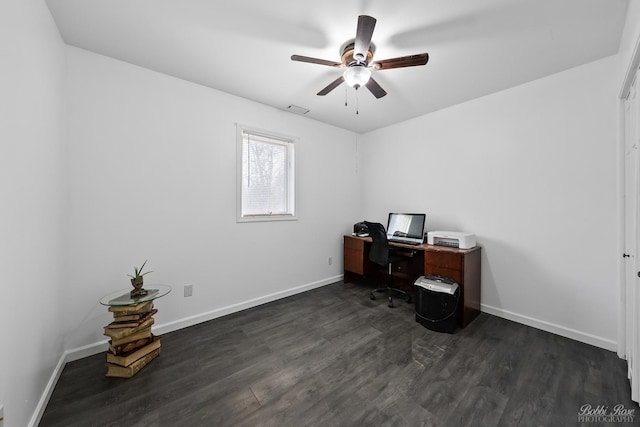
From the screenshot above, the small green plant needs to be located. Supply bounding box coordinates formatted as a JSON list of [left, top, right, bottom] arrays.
[[127, 260, 154, 280]]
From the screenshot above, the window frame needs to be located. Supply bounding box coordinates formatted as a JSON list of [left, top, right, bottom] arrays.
[[236, 124, 297, 223]]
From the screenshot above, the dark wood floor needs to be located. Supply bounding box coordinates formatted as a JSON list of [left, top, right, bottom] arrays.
[[40, 280, 637, 427]]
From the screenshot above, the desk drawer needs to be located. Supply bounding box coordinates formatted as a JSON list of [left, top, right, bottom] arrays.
[[425, 251, 462, 270]]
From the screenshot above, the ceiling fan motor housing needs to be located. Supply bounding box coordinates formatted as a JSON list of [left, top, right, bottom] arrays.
[[341, 42, 375, 66]]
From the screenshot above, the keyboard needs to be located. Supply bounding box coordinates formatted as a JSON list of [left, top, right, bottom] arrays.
[[388, 237, 422, 246]]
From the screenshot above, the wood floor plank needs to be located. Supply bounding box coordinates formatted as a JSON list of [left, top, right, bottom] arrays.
[[40, 280, 638, 426]]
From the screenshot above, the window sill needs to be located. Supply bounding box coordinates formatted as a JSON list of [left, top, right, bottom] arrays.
[[236, 215, 298, 223]]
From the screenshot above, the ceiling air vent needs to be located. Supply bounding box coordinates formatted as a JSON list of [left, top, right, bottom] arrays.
[[286, 105, 310, 115]]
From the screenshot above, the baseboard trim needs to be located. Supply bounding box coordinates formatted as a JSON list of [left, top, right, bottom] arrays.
[[481, 303, 617, 352], [153, 275, 343, 336], [63, 275, 343, 362], [28, 351, 66, 427], [31, 275, 343, 426]]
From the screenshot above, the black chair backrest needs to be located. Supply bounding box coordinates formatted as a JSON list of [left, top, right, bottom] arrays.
[[364, 221, 389, 266]]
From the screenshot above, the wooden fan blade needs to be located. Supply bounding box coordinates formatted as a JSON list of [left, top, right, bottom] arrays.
[[317, 76, 345, 96], [291, 55, 342, 68], [354, 15, 376, 62], [373, 53, 429, 70], [365, 77, 387, 99]]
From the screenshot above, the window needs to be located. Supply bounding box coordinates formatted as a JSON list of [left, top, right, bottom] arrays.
[[236, 124, 296, 222]]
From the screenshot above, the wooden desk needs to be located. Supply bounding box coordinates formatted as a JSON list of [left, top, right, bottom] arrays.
[[344, 235, 481, 328]]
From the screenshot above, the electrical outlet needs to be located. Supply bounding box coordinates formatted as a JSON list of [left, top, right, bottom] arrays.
[[328, 257, 333, 266], [184, 284, 193, 297]]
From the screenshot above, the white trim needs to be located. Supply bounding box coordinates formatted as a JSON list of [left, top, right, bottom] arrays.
[[153, 275, 342, 335], [618, 96, 628, 359], [27, 352, 67, 427], [481, 303, 617, 351], [236, 214, 298, 223], [62, 276, 343, 358], [236, 123, 298, 222], [65, 340, 109, 363], [620, 32, 640, 99]]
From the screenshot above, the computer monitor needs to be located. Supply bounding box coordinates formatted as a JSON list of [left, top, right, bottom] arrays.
[[386, 213, 426, 245]]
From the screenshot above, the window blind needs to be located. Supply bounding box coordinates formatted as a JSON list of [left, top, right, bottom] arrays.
[[241, 131, 291, 216]]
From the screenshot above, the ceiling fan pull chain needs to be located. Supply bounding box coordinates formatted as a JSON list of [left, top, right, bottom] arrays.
[[356, 89, 359, 115], [345, 86, 348, 107]]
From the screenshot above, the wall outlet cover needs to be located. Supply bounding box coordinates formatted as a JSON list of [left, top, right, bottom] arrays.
[[184, 284, 193, 297]]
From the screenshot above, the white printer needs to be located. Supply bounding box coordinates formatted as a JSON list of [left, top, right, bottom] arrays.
[[427, 231, 477, 249]]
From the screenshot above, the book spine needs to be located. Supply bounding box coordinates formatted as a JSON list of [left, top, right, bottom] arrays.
[[106, 309, 158, 329], [109, 335, 152, 356], [106, 338, 161, 367], [110, 313, 140, 322], [104, 317, 155, 339], [108, 301, 153, 315], [109, 327, 152, 347], [106, 347, 160, 378]]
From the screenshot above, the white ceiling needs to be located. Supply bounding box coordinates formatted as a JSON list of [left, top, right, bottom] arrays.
[[45, 0, 629, 134]]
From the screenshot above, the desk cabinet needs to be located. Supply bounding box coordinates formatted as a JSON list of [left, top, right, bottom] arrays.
[[344, 235, 366, 277], [423, 246, 481, 328], [343, 235, 482, 328]]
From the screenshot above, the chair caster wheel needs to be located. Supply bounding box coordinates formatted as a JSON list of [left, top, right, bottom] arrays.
[[370, 293, 375, 300], [388, 297, 394, 308]]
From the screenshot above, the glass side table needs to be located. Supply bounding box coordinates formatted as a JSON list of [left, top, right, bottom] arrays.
[[99, 284, 171, 378], [99, 284, 172, 306]]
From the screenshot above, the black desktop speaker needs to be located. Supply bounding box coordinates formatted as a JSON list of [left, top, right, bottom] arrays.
[[414, 275, 460, 333]]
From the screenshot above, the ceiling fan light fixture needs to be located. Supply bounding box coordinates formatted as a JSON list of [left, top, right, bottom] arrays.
[[291, 14, 427, 99], [343, 66, 371, 89]]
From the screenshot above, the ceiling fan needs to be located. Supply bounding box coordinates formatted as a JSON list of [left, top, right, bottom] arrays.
[[291, 15, 429, 99]]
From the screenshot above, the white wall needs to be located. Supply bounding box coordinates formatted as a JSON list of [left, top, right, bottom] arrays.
[[360, 56, 620, 349], [62, 47, 360, 352], [0, 1, 67, 427], [5, 3, 632, 425]]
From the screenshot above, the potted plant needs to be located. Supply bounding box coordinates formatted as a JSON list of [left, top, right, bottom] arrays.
[[128, 260, 154, 297]]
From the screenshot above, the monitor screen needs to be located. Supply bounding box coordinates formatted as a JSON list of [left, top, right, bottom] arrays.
[[386, 213, 426, 241]]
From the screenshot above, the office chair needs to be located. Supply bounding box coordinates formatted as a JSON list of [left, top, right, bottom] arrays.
[[364, 221, 413, 308]]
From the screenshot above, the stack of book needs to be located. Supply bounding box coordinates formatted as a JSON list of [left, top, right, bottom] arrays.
[[104, 300, 161, 378]]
